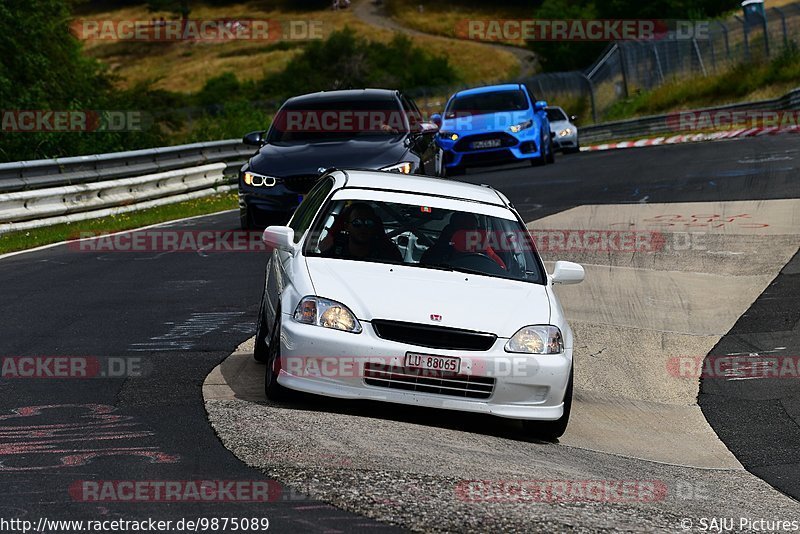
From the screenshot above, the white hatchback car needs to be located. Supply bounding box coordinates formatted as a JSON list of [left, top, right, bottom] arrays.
[[254, 169, 584, 439]]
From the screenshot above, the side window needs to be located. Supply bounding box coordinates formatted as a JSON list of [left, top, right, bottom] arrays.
[[524, 86, 536, 108], [288, 177, 334, 243], [400, 95, 421, 131]]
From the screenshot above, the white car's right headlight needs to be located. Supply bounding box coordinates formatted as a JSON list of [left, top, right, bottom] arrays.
[[293, 296, 362, 333], [505, 325, 563, 354], [558, 128, 573, 137]]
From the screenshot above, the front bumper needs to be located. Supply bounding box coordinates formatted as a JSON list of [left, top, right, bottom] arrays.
[[239, 186, 304, 227], [277, 313, 572, 421], [437, 129, 543, 168], [552, 131, 578, 151]]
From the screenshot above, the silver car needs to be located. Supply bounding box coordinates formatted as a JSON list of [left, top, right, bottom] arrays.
[[547, 107, 580, 154]]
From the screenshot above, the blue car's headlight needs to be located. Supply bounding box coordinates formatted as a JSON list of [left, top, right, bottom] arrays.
[[439, 131, 459, 141], [509, 120, 533, 134]]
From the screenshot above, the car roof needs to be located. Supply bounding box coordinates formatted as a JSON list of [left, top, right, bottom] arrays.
[[337, 170, 507, 207], [284, 89, 399, 106], [453, 84, 525, 98]]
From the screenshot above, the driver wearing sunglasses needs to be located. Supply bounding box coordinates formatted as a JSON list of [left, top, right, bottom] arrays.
[[322, 202, 403, 262]]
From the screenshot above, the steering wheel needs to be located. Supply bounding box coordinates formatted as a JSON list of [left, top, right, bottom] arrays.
[[448, 252, 506, 275]]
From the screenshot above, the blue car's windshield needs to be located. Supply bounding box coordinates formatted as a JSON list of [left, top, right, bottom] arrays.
[[445, 90, 528, 118]]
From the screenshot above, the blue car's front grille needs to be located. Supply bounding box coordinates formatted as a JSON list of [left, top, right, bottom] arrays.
[[454, 132, 518, 152], [459, 150, 515, 166]]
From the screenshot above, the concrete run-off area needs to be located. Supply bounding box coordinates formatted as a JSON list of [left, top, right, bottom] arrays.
[[204, 198, 800, 531]]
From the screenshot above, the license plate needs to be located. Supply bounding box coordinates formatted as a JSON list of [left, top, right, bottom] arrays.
[[471, 139, 501, 149], [405, 352, 461, 373]]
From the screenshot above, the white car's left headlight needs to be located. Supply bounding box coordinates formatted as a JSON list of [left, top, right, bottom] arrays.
[[293, 296, 363, 333], [381, 162, 414, 174], [505, 325, 563, 354], [558, 128, 573, 137]]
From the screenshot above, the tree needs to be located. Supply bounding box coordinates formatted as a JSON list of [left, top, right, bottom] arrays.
[[147, 0, 190, 20]]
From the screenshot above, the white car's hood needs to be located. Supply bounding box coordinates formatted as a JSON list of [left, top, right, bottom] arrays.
[[305, 257, 551, 338]]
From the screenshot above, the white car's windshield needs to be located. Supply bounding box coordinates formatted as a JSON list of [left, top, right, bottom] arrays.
[[546, 108, 568, 122], [304, 199, 545, 284]]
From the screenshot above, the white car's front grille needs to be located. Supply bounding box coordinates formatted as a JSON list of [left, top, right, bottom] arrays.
[[363, 363, 495, 399]]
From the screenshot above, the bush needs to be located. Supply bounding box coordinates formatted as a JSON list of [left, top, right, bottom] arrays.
[[259, 28, 460, 96]]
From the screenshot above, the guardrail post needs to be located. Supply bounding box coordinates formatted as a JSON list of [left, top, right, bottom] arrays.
[[618, 43, 630, 98], [736, 16, 751, 60], [709, 34, 717, 72], [653, 45, 665, 83], [580, 73, 598, 124], [716, 21, 730, 62], [692, 38, 708, 76], [773, 7, 788, 48]]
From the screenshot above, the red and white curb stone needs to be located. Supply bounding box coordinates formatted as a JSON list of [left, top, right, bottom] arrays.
[[581, 125, 800, 152]]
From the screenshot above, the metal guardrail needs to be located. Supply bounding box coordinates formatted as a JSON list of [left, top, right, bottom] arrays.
[[0, 139, 252, 194], [0, 163, 229, 234], [1, 86, 798, 234], [580, 87, 800, 143]]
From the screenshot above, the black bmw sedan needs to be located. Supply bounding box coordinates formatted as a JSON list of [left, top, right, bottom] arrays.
[[238, 88, 440, 229]]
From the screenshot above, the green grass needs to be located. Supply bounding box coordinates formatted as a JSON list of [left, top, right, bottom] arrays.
[[603, 44, 800, 121], [0, 192, 238, 255]]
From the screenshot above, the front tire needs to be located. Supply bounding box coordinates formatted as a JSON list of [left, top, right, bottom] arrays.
[[240, 208, 252, 231], [445, 165, 465, 176], [522, 367, 573, 441], [264, 310, 292, 402], [546, 138, 555, 164], [253, 296, 269, 362]]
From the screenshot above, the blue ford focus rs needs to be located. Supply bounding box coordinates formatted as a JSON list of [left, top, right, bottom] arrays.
[[433, 84, 555, 175]]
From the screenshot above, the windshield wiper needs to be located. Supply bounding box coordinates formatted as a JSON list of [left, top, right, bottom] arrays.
[[426, 263, 489, 277]]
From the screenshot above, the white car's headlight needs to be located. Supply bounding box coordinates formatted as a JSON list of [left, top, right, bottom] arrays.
[[243, 171, 278, 187], [509, 119, 533, 133], [558, 128, 573, 137], [505, 325, 563, 354], [293, 296, 362, 333], [381, 161, 414, 174]]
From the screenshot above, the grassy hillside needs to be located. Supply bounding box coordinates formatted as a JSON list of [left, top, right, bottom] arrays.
[[79, 3, 520, 93]]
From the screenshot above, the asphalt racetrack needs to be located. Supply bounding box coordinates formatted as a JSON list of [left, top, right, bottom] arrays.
[[1, 135, 799, 532]]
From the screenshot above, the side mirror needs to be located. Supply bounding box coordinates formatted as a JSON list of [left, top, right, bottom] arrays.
[[534, 100, 548, 112], [551, 261, 584, 285], [419, 121, 439, 134], [243, 130, 266, 147], [430, 113, 442, 128], [262, 226, 296, 253], [570, 115, 577, 121]]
